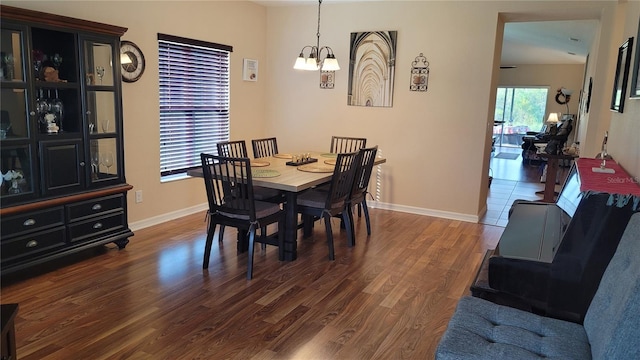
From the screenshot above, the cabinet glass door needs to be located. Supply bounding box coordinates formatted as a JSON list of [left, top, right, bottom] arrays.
[[90, 139, 118, 182], [1, 28, 25, 82], [1, 25, 35, 202], [1, 144, 33, 198], [1, 88, 28, 139], [84, 39, 121, 185], [84, 42, 114, 87]]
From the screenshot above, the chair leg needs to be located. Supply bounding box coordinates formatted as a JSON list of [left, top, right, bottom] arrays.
[[323, 214, 335, 261], [247, 226, 256, 280], [203, 222, 217, 269], [261, 226, 267, 250], [362, 199, 372, 235], [343, 208, 355, 247], [357, 203, 362, 217], [218, 225, 225, 242]]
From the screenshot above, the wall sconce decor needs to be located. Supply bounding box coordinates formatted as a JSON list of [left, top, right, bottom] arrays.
[[320, 70, 334, 89], [555, 87, 573, 115], [293, 0, 340, 72], [410, 53, 429, 92]]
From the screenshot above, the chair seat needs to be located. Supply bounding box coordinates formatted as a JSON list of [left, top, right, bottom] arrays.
[[253, 186, 281, 201], [219, 200, 281, 220], [436, 296, 590, 360], [297, 189, 342, 210]]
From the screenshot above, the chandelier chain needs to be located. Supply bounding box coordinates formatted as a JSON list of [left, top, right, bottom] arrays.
[[316, 0, 322, 50]]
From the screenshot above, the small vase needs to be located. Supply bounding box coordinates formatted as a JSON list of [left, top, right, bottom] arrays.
[[8, 179, 21, 194]]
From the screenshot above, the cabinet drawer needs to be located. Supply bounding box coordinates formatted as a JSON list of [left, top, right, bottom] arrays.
[[66, 194, 124, 222], [1, 227, 66, 264], [68, 211, 125, 243], [1, 207, 65, 239]]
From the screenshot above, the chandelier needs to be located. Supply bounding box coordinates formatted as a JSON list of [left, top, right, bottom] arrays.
[[293, 0, 340, 71]]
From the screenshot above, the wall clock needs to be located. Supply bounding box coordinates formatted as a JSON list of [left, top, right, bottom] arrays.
[[120, 40, 145, 82]]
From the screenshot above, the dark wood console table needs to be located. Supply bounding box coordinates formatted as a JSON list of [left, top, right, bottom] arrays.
[[539, 153, 577, 202]]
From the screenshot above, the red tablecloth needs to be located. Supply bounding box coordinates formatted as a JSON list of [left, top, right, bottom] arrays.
[[576, 158, 640, 196]]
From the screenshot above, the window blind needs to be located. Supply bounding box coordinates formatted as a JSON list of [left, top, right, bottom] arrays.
[[158, 34, 232, 177]]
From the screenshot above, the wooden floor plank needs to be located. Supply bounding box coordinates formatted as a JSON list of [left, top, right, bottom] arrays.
[[1, 208, 503, 359]]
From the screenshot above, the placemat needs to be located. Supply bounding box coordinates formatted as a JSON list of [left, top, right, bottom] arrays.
[[297, 164, 334, 173], [273, 153, 292, 159], [252, 169, 280, 178], [320, 153, 338, 158], [324, 159, 336, 165], [251, 160, 270, 167]]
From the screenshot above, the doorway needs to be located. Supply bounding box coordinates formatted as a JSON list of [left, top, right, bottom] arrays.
[[482, 18, 598, 226]]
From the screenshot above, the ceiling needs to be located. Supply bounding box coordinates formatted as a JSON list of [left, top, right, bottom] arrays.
[[501, 20, 599, 66]]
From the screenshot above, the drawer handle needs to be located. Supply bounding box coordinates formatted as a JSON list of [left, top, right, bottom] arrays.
[[93, 222, 103, 229], [92, 204, 102, 211], [26, 240, 38, 248], [23, 218, 36, 226]]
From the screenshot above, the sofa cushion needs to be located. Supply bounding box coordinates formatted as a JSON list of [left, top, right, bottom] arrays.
[[436, 296, 590, 360], [583, 212, 640, 360]]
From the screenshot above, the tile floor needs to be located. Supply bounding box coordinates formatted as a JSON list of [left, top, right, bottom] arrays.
[[480, 146, 566, 226]]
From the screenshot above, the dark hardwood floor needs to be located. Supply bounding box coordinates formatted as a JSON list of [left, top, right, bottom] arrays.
[[1, 209, 503, 359]]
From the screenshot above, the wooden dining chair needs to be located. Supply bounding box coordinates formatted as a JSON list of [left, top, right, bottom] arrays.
[[217, 140, 249, 158], [251, 137, 279, 158], [215, 140, 282, 244], [216, 140, 280, 199], [330, 136, 367, 153], [200, 153, 285, 279], [345, 146, 378, 245], [297, 151, 362, 260]]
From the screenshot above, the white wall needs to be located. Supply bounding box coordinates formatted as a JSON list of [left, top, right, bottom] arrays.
[[264, 0, 634, 221], [606, 0, 640, 177]]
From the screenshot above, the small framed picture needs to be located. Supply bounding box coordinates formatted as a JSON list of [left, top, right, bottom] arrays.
[[631, 18, 640, 98], [610, 37, 633, 112], [243, 58, 258, 82]]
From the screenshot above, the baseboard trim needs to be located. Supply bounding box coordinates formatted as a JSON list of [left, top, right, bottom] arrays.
[[130, 201, 480, 232], [369, 201, 479, 223], [129, 203, 208, 231]]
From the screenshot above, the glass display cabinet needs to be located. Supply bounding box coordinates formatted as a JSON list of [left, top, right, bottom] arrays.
[[0, 5, 133, 275]]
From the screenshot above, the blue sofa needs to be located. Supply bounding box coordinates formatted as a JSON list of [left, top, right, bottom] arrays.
[[436, 212, 640, 359]]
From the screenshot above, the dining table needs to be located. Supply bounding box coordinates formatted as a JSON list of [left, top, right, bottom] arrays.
[[187, 150, 386, 261]]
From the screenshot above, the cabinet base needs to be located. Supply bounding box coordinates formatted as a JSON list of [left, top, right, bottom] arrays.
[[1, 230, 133, 277]]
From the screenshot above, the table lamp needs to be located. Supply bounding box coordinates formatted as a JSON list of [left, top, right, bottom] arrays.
[[546, 113, 560, 136]]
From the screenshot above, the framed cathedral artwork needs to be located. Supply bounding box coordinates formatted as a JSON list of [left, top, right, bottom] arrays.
[[347, 31, 398, 107]]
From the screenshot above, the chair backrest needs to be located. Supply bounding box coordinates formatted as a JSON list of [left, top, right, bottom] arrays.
[[200, 153, 256, 221], [251, 137, 278, 158], [350, 146, 378, 199], [584, 212, 640, 359], [330, 136, 366, 153], [324, 151, 362, 211], [217, 140, 248, 158]]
